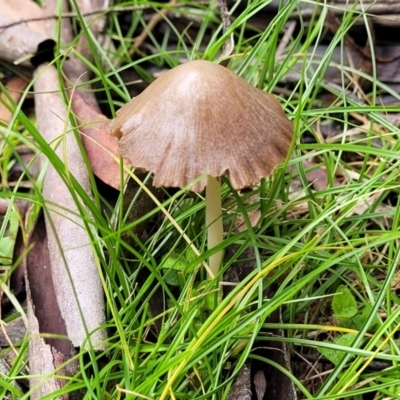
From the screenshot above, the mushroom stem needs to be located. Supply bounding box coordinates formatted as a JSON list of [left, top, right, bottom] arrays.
[[205, 175, 224, 278]]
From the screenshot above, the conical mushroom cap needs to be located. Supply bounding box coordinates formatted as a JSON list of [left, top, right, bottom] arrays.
[[109, 60, 293, 192]]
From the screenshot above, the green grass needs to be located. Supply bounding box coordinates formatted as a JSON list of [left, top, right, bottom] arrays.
[[1, 0, 400, 399]]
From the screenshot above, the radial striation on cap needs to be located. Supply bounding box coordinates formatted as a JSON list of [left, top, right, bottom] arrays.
[[109, 60, 294, 193]]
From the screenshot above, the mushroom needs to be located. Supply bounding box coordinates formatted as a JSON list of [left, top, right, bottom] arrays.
[[109, 60, 293, 278]]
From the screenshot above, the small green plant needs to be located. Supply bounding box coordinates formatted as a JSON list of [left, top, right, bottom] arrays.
[[161, 250, 193, 287], [161, 248, 221, 312], [318, 333, 358, 366], [332, 285, 358, 321], [332, 285, 380, 331], [318, 285, 380, 365]]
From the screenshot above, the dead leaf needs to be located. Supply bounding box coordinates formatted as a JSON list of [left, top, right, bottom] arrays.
[[45, 0, 123, 189], [254, 370, 267, 400], [72, 91, 123, 189], [74, 0, 109, 44], [303, 160, 328, 192], [232, 193, 262, 232], [234, 209, 261, 232], [0, 0, 54, 66], [34, 63, 106, 349], [0, 198, 28, 216], [343, 192, 394, 227], [26, 216, 77, 399], [0, 0, 47, 34], [0, 77, 28, 125]]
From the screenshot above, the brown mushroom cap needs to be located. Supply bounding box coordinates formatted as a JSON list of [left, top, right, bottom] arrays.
[[109, 60, 293, 193]]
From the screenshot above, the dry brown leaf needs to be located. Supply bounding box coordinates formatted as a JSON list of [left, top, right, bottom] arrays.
[[26, 216, 77, 399], [74, 0, 109, 41], [289, 160, 328, 194], [303, 160, 328, 192], [34, 63, 106, 349], [0, 198, 13, 215], [45, 0, 122, 189], [0, 0, 47, 34], [0, 0, 53, 66], [254, 370, 267, 400], [287, 159, 330, 219], [41, 0, 71, 41], [234, 209, 261, 232], [72, 91, 123, 189], [0, 76, 28, 125], [343, 192, 394, 227]]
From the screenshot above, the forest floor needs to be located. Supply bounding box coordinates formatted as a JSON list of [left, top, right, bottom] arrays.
[[1, 1, 400, 399]]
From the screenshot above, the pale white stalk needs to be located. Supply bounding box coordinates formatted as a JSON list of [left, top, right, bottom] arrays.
[[205, 175, 223, 278]]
